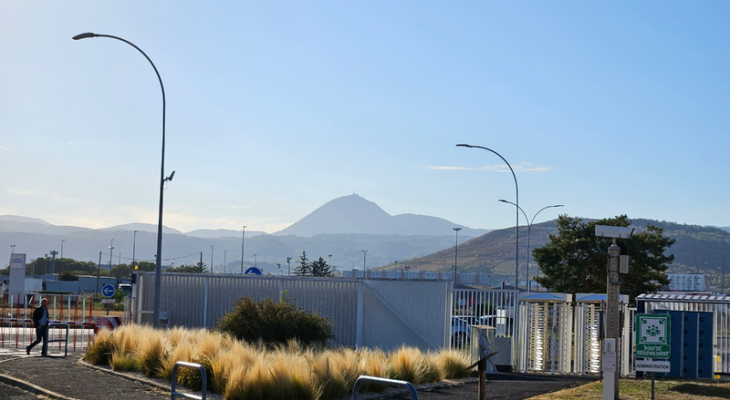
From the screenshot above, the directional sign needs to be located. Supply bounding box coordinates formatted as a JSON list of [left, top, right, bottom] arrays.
[[635, 360, 671, 372], [101, 299, 116, 304], [101, 283, 116, 299], [636, 314, 671, 359]]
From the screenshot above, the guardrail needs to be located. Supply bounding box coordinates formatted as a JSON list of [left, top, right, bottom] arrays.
[[47, 323, 69, 357], [171, 361, 206, 400], [351, 375, 418, 400]]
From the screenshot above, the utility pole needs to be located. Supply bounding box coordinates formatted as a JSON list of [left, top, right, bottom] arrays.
[[109, 239, 114, 271], [199, 252, 203, 272], [50, 250, 58, 275], [240, 226, 246, 275], [453, 227, 461, 283], [96, 251, 102, 296], [723, 253, 726, 295], [286, 257, 291, 275], [210, 245, 214, 274], [60, 240, 65, 276], [362, 250, 368, 273], [224, 251, 227, 274]]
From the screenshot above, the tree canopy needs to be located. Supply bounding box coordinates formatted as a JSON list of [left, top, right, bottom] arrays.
[[533, 215, 674, 300], [166, 263, 207, 273]]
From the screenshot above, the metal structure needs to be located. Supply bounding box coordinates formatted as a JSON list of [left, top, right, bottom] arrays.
[[637, 293, 730, 373], [352, 376, 418, 400], [135, 273, 451, 351], [171, 361, 207, 400], [516, 293, 573, 374]]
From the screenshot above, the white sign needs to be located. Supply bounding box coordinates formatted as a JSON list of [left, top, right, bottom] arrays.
[[602, 338, 617, 372], [101, 299, 116, 304], [635, 360, 671, 373], [8, 253, 26, 298]]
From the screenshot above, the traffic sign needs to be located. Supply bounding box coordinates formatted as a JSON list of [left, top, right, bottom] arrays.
[[101, 299, 116, 304], [101, 283, 116, 298], [636, 314, 671, 359], [635, 360, 671, 373]]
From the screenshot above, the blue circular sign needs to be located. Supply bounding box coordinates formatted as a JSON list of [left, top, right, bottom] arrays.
[[102, 283, 116, 298], [244, 267, 262, 275]]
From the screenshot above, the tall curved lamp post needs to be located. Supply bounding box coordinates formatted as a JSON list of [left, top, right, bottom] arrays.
[[457, 144, 520, 289], [73, 32, 171, 328], [499, 200, 563, 292]]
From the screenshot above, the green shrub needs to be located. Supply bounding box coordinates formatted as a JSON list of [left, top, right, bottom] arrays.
[[176, 357, 213, 392], [217, 297, 333, 347]]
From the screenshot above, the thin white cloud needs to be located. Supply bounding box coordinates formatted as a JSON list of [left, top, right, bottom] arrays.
[[6, 188, 42, 196], [428, 162, 552, 173], [212, 205, 251, 210]]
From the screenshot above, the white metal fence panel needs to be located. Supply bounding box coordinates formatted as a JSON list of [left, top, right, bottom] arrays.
[[136, 273, 451, 351]]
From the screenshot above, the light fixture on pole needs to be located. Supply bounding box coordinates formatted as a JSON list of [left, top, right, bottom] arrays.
[[73, 32, 171, 329], [499, 200, 563, 292], [240, 226, 246, 274], [286, 257, 292, 275], [453, 227, 462, 283], [458, 144, 519, 289]]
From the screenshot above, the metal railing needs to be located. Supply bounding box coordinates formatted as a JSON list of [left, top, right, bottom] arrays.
[[171, 361, 206, 400], [351, 375, 418, 400], [47, 323, 69, 357]]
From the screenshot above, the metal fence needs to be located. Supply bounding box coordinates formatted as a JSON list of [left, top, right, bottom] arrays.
[[0, 293, 95, 351], [135, 273, 451, 351]]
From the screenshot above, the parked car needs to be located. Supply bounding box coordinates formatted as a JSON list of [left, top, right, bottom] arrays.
[[451, 316, 472, 347]]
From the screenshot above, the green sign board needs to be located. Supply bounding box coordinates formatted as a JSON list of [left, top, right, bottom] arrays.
[[636, 314, 671, 359]]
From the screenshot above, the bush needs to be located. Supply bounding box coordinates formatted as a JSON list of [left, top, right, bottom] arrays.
[[217, 297, 333, 347], [83, 328, 116, 365]]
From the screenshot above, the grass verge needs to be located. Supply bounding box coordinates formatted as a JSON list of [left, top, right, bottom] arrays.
[[530, 378, 730, 400]]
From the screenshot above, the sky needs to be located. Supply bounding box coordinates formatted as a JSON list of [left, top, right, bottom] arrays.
[[2, 2, 730, 234]]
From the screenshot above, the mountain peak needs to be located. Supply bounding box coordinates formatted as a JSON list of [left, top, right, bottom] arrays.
[[274, 195, 487, 237]]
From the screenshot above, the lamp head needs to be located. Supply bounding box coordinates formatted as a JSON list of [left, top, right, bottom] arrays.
[[72, 32, 96, 40]]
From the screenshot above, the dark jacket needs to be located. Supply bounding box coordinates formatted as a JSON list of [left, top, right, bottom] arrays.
[[32, 306, 48, 327]]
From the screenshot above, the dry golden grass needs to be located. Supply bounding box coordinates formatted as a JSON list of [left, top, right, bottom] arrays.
[[85, 326, 473, 400]]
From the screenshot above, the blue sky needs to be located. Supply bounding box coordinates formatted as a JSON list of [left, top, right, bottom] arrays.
[[2, 2, 729, 234]]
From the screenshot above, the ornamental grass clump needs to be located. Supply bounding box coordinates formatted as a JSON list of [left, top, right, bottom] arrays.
[[83, 320, 474, 399]]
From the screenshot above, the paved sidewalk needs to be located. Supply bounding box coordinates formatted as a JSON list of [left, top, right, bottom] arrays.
[[0, 350, 170, 400]]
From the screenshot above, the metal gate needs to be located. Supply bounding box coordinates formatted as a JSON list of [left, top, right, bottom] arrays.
[[516, 293, 573, 374], [450, 288, 520, 365]]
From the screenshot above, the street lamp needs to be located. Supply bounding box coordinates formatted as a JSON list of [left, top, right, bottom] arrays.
[[723, 253, 726, 295], [457, 144, 520, 289], [210, 245, 214, 274], [60, 239, 65, 276], [362, 250, 368, 272], [109, 239, 114, 270], [499, 200, 563, 291], [132, 231, 138, 268], [286, 257, 292, 275], [240, 226, 246, 274], [254, 254, 257, 268], [10, 245, 15, 255], [74, 32, 172, 328], [453, 227, 461, 282]]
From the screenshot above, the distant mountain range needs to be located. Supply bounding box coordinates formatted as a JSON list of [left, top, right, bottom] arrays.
[[0, 195, 487, 271]]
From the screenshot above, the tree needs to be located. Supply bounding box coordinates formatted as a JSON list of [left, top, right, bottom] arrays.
[[310, 257, 333, 277], [59, 271, 79, 281], [294, 251, 311, 276], [110, 261, 156, 278], [533, 215, 674, 301], [166, 263, 207, 273]]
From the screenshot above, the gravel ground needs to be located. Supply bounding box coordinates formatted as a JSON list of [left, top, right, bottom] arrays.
[[0, 381, 39, 400]]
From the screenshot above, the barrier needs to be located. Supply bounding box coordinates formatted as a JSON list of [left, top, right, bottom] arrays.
[[94, 317, 122, 333], [351, 376, 418, 400], [47, 323, 69, 357], [171, 361, 206, 400]]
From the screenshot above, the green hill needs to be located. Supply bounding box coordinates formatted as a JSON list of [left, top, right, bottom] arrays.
[[380, 218, 730, 287]]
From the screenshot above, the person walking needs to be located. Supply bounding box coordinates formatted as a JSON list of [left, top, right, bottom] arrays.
[[26, 298, 49, 356]]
